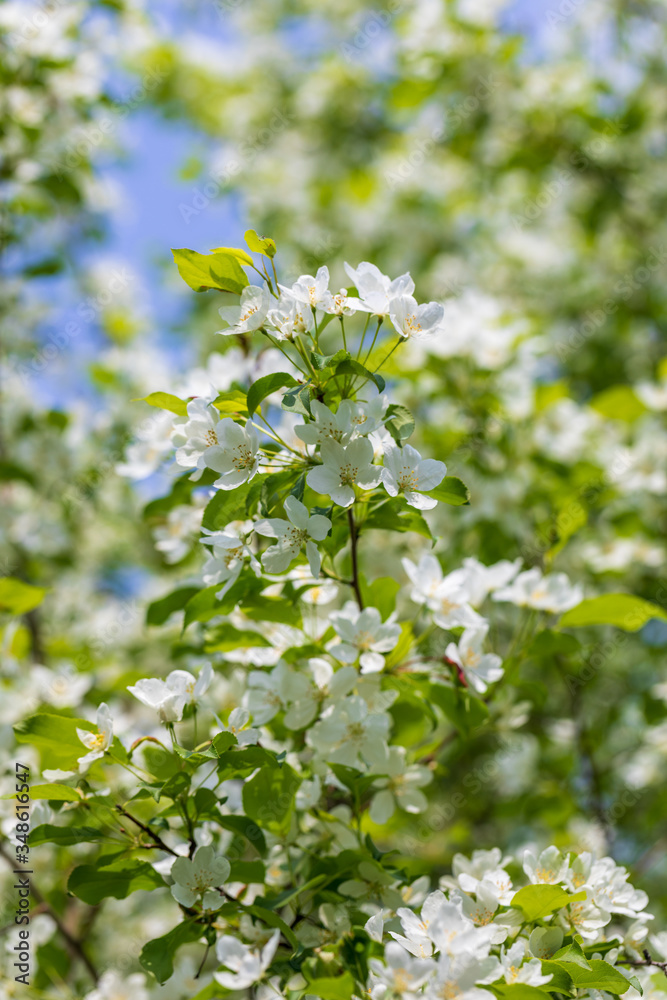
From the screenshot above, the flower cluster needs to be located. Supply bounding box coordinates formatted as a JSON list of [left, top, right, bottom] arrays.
[[367, 845, 653, 999]]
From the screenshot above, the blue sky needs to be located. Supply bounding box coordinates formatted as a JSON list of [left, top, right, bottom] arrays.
[[34, 0, 561, 407]]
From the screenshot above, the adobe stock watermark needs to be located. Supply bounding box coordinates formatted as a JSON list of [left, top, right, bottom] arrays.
[[400, 732, 523, 855], [545, 0, 585, 28], [45, 65, 169, 179], [179, 109, 294, 224], [512, 119, 625, 230], [11, 268, 134, 381], [385, 75, 499, 189], [5, 0, 69, 45], [555, 245, 667, 361], [212, 0, 245, 18], [340, 1, 403, 62]]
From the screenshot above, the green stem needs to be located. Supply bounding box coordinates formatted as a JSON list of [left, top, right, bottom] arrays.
[[356, 313, 371, 359], [340, 315, 347, 352], [362, 317, 383, 366], [374, 335, 402, 372], [263, 332, 309, 377]]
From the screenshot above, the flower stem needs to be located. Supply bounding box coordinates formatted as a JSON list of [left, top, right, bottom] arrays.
[[363, 317, 383, 366], [374, 335, 402, 372]]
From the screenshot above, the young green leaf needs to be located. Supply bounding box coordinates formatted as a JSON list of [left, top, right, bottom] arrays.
[[172, 248, 249, 293], [247, 372, 298, 415], [244, 229, 277, 257], [511, 884, 586, 921], [560, 594, 667, 630]]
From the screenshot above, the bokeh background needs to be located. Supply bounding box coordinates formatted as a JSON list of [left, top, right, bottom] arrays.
[[2, 0, 667, 994]]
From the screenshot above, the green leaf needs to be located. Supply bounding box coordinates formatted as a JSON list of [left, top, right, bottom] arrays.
[[209, 245, 254, 266], [360, 576, 401, 620], [68, 860, 164, 904], [282, 381, 313, 416], [384, 403, 415, 444], [527, 630, 581, 658], [146, 587, 200, 626], [511, 884, 586, 921], [554, 959, 640, 994], [215, 814, 267, 857], [0, 578, 48, 615], [491, 986, 553, 1000], [30, 824, 107, 846], [14, 713, 94, 769], [212, 388, 249, 415], [560, 594, 667, 631], [244, 229, 277, 257], [242, 762, 301, 833], [305, 973, 357, 999], [204, 624, 271, 652], [202, 480, 253, 531], [590, 385, 646, 422], [216, 746, 281, 781], [228, 860, 266, 883], [27, 784, 81, 802], [140, 921, 203, 984], [247, 372, 298, 415], [246, 904, 298, 949], [365, 498, 432, 539], [429, 683, 489, 736], [552, 941, 591, 970], [539, 960, 577, 993], [336, 358, 385, 392], [135, 391, 188, 416], [311, 349, 350, 371], [424, 476, 470, 506], [172, 248, 249, 294], [173, 731, 237, 763]]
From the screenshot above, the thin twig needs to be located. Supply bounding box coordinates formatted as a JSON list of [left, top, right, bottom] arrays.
[[115, 805, 179, 857], [347, 507, 364, 609], [0, 842, 99, 984], [620, 950, 667, 980]]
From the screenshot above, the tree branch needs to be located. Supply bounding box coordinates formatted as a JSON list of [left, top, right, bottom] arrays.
[[0, 843, 98, 984], [115, 805, 179, 857], [347, 507, 364, 609]]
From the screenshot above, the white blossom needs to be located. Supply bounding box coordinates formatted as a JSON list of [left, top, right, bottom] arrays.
[[493, 568, 583, 613], [295, 399, 357, 446], [306, 695, 391, 770], [217, 284, 270, 335], [445, 626, 503, 694], [388, 294, 445, 339], [344, 261, 415, 316], [280, 265, 333, 310], [369, 745, 432, 823], [381, 443, 447, 509], [201, 520, 260, 597], [76, 703, 113, 771], [255, 495, 331, 577], [127, 664, 212, 723], [203, 418, 261, 489], [171, 845, 230, 910], [214, 929, 280, 990], [266, 294, 314, 340], [306, 437, 381, 507], [329, 602, 401, 673]]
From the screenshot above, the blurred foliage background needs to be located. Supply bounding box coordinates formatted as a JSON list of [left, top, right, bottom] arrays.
[[2, 0, 667, 994]]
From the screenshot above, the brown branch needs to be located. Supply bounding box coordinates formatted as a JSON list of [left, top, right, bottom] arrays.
[[347, 507, 364, 609], [0, 842, 98, 984], [115, 805, 179, 857], [621, 950, 667, 980]]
